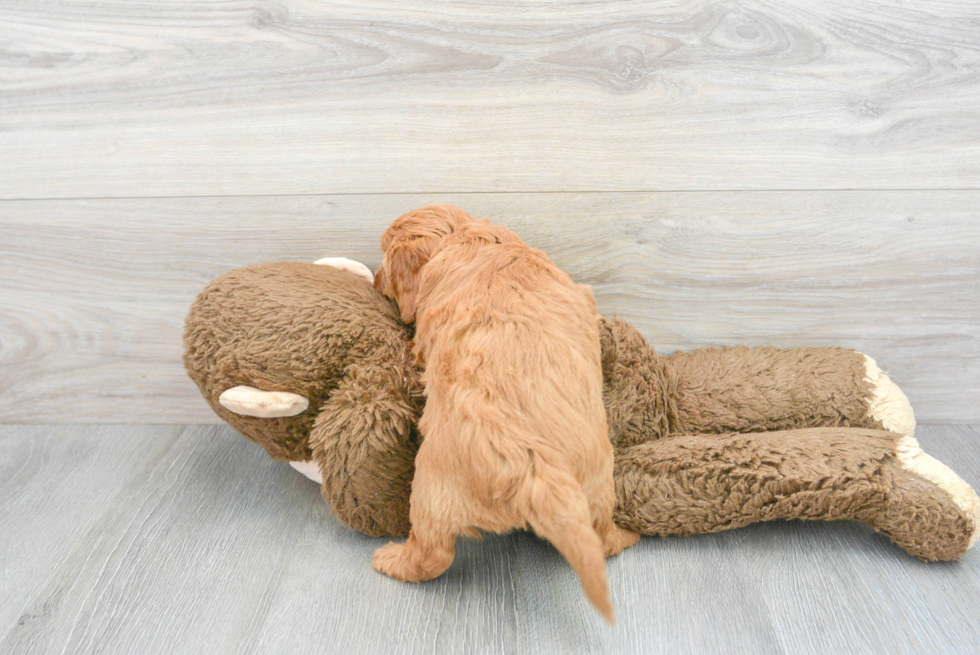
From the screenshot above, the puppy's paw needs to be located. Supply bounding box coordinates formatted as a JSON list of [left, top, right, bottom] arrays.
[[373, 540, 452, 582], [603, 527, 640, 558], [372, 542, 413, 581], [313, 257, 374, 285]]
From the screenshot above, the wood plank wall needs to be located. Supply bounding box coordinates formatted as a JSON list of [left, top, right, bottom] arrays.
[[1, 1, 978, 422]]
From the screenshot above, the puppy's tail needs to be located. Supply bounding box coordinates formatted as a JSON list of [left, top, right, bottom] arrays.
[[524, 461, 614, 624]]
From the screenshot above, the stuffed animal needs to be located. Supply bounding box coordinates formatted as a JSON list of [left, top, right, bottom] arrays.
[[183, 259, 980, 561]]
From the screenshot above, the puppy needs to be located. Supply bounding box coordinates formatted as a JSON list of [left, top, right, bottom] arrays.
[[373, 205, 639, 623]]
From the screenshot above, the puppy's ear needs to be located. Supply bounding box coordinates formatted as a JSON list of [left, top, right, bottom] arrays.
[[379, 204, 470, 323], [384, 241, 430, 323]]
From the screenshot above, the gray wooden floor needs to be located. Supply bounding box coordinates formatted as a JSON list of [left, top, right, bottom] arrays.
[[2, 423, 979, 654]]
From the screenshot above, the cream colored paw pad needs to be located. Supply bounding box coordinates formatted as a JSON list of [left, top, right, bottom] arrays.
[[314, 257, 374, 285], [289, 460, 324, 484], [896, 435, 980, 549], [863, 355, 916, 437], [218, 385, 309, 418]]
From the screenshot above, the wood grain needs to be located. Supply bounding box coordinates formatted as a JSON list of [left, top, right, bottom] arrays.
[[0, 425, 320, 655], [513, 529, 785, 653], [1, 191, 976, 423], [2, 0, 979, 198], [251, 505, 521, 654], [2, 424, 979, 653], [0, 425, 175, 636]]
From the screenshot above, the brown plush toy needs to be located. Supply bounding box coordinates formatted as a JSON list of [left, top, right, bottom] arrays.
[[184, 259, 980, 561]]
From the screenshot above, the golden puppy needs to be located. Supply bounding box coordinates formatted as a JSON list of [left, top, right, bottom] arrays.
[[373, 205, 638, 623]]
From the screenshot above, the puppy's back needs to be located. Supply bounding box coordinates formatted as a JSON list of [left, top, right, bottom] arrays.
[[415, 233, 616, 620], [418, 239, 606, 452]]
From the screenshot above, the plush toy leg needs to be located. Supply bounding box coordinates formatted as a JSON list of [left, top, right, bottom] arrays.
[[614, 428, 979, 561], [665, 346, 910, 435], [884, 435, 980, 556]]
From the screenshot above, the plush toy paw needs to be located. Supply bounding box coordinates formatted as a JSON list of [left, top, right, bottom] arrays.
[[288, 460, 324, 484], [890, 436, 980, 555], [313, 257, 374, 285], [863, 355, 916, 437], [218, 385, 309, 418]]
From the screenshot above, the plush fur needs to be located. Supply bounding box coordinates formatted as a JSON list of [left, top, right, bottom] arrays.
[[372, 206, 637, 622], [183, 251, 980, 566], [184, 262, 423, 537], [615, 428, 977, 561]]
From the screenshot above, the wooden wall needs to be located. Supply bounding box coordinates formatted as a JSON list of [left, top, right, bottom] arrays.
[[1, 0, 978, 422]]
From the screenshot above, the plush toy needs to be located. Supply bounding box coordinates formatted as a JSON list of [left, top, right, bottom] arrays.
[[184, 259, 980, 561]]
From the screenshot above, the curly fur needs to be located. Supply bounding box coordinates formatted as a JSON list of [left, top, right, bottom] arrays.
[[372, 206, 637, 622], [183, 235, 980, 563]]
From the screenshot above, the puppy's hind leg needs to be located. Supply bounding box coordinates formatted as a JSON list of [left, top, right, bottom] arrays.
[[373, 457, 459, 582], [591, 483, 640, 557], [373, 528, 456, 583]]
